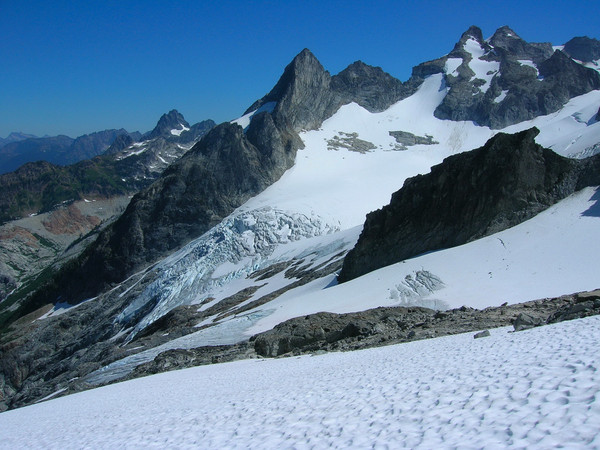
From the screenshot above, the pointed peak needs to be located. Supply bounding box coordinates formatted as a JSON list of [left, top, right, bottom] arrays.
[[243, 48, 329, 116], [146, 109, 190, 140], [491, 25, 521, 41], [287, 48, 324, 73], [162, 109, 186, 122], [460, 25, 484, 43], [448, 26, 486, 58]]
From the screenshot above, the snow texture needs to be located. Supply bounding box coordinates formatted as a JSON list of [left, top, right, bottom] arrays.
[[1, 316, 599, 448]]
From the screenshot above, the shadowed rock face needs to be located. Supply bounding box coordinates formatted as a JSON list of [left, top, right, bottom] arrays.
[[563, 36, 600, 63], [339, 128, 600, 282]]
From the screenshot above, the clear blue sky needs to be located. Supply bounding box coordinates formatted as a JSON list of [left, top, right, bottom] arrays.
[[1, 0, 598, 137]]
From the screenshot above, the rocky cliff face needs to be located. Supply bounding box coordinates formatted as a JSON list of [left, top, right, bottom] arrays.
[[563, 36, 600, 63], [422, 26, 600, 128], [247, 49, 413, 133], [339, 128, 600, 282]]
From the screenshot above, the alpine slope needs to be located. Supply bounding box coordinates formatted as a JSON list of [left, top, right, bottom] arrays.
[[2, 26, 600, 408], [84, 31, 600, 382]]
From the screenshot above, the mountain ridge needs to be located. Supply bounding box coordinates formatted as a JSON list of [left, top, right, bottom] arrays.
[[1, 24, 599, 412]]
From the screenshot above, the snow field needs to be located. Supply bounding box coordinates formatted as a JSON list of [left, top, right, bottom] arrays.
[[1, 316, 599, 448], [246, 186, 600, 335]]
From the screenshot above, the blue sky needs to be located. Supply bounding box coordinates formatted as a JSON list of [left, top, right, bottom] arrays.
[[1, 0, 598, 137]]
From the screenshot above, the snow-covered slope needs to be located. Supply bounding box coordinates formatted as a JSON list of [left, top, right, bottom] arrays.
[[2, 316, 599, 448], [67, 70, 600, 384], [112, 71, 600, 328]]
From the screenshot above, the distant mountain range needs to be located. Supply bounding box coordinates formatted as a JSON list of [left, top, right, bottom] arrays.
[[0, 109, 217, 175], [0, 129, 141, 174], [0, 132, 39, 148], [0, 111, 215, 224]]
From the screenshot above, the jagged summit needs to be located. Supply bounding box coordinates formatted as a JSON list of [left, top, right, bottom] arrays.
[[244, 48, 332, 131], [245, 49, 327, 115], [489, 25, 553, 63], [448, 25, 487, 58], [146, 109, 190, 140]]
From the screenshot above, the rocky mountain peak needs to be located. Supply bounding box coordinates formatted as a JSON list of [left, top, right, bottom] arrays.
[[461, 25, 485, 43], [489, 25, 553, 63], [539, 49, 600, 90], [331, 60, 406, 112], [244, 48, 332, 131], [489, 25, 521, 43], [448, 25, 486, 58], [146, 109, 190, 140], [336, 60, 390, 80], [563, 36, 600, 63]]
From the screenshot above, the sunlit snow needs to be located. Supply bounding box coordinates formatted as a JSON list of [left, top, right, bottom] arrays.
[[463, 38, 499, 93], [231, 102, 277, 129], [170, 124, 190, 136], [61, 72, 600, 381], [2, 316, 599, 448]]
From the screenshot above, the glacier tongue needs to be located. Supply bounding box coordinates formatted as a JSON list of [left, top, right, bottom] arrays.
[[116, 207, 339, 339]]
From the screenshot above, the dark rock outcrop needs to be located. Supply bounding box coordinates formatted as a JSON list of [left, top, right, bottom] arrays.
[[252, 307, 434, 357], [126, 343, 254, 379], [546, 290, 600, 324], [331, 61, 407, 112], [473, 330, 490, 339], [488, 25, 553, 64], [339, 128, 600, 282], [563, 36, 600, 63], [252, 289, 600, 357], [513, 313, 544, 331]]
